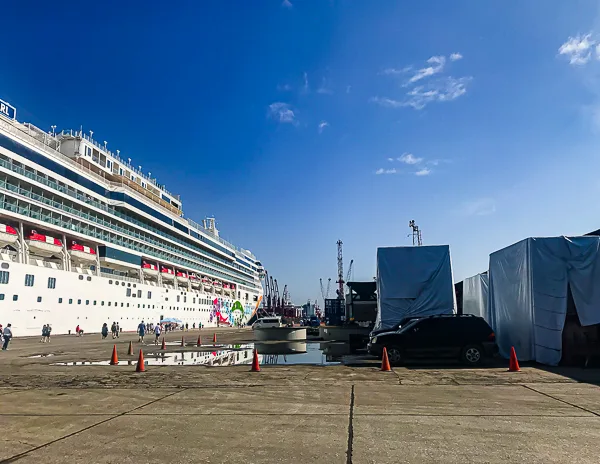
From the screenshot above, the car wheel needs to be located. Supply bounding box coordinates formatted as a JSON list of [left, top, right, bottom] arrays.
[[387, 347, 402, 364], [461, 344, 483, 366]]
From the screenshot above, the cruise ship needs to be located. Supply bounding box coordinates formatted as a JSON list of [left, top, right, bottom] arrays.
[[0, 97, 265, 336]]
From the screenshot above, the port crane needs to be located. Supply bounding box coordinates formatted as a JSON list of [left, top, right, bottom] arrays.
[[320, 277, 332, 304]]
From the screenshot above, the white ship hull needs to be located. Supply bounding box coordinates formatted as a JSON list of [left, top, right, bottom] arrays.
[[0, 258, 262, 336]]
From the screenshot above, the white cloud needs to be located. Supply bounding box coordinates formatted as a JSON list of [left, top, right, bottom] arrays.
[[317, 77, 333, 94], [375, 168, 397, 175], [318, 120, 329, 133], [372, 54, 471, 110], [282, 0, 293, 8], [302, 72, 309, 94], [415, 168, 431, 176], [558, 34, 594, 65], [387, 157, 394, 162], [346, 85, 352, 93], [268, 102, 296, 123], [277, 83, 292, 91], [461, 198, 496, 216], [406, 56, 446, 85], [398, 153, 423, 165]]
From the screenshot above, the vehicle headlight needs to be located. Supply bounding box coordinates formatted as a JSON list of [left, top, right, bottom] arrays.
[[371, 336, 377, 344]]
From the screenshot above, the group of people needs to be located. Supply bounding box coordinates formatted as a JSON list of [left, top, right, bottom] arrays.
[[40, 324, 52, 343], [0, 324, 12, 350], [100, 322, 121, 339]]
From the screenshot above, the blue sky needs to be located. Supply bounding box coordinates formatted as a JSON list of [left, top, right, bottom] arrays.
[[2, 1, 600, 305]]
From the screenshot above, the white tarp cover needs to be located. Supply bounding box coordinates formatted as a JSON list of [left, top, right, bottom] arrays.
[[375, 245, 456, 329], [462, 273, 489, 319], [488, 236, 600, 365]]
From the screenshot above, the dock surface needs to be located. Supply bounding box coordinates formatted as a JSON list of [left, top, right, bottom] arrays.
[[1, 328, 600, 463]]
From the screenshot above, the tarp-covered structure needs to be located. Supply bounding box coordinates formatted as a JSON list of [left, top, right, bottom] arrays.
[[375, 245, 456, 329], [462, 272, 489, 319], [488, 236, 600, 365]]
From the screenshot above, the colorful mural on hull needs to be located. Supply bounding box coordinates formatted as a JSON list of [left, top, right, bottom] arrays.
[[209, 298, 254, 326]]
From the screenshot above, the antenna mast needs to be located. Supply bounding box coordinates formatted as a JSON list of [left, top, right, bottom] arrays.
[[336, 240, 344, 299], [408, 220, 423, 246]]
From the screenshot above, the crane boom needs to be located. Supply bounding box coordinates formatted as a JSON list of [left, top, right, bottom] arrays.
[[346, 259, 354, 283]]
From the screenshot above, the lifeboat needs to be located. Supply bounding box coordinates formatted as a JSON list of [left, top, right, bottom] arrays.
[[223, 283, 231, 295], [160, 266, 175, 281], [69, 242, 97, 262], [26, 230, 62, 257], [176, 271, 189, 284], [213, 280, 223, 293], [142, 261, 159, 277], [0, 224, 18, 247], [190, 274, 201, 289], [202, 276, 213, 291]]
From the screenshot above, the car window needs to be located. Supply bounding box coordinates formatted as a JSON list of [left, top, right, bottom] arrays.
[[398, 319, 420, 333]]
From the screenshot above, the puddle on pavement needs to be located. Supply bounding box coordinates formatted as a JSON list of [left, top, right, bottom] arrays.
[[50, 342, 354, 367], [27, 353, 55, 358]]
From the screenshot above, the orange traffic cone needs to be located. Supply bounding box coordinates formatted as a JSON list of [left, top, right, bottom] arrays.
[[181, 336, 185, 347], [381, 347, 391, 372], [509, 346, 520, 372], [127, 341, 134, 356], [109, 344, 119, 365], [251, 349, 260, 372], [135, 349, 145, 372], [161, 338, 166, 350], [213, 333, 217, 344], [197, 335, 202, 347]]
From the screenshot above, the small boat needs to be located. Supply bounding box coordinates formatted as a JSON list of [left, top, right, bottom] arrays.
[[69, 242, 97, 262], [176, 271, 189, 284], [142, 261, 159, 277], [190, 274, 201, 289], [202, 276, 213, 291], [0, 224, 18, 247], [26, 230, 62, 257], [161, 266, 175, 281], [213, 280, 223, 293]]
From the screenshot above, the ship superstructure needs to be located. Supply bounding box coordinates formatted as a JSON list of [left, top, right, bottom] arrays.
[[0, 97, 264, 335]]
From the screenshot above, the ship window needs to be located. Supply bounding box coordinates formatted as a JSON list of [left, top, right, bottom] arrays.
[[165, 297, 168, 301], [78, 275, 84, 280], [87, 276, 92, 282], [122, 282, 125, 287], [177, 296, 180, 302], [193, 298, 196, 304], [109, 280, 113, 284], [108, 302, 111, 306], [147, 291, 151, 299], [143, 304, 145, 309], [114, 301, 117, 306], [0, 294, 4, 301], [133, 284, 136, 288], [13, 294, 18, 301], [0, 271, 9, 285], [93, 301, 97, 305], [101, 301, 104, 306], [37, 297, 42, 303], [69, 298, 73, 304], [137, 290, 142, 298], [58, 297, 62, 303], [138, 304, 140, 308], [126, 288, 132, 297], [0, 262, 8, 269], [86, 300, 89, 305], [24, 274, 35, 287], [47, 277, 56, 289], [77, 299, 81, 305], [127, 303, 129, 307], [127, 283, 131, 288], [121, 303, 124, 307]]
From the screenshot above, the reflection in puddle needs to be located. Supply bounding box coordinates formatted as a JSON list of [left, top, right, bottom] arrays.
[[50, 342, 354, 367], [27, 353, 55, 358]]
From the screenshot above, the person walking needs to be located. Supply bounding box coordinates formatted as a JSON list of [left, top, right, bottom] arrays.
[[154, 324, 161, 345], [111, 322, 117, 339], [101, 323, 109, 339], [2, 324, 13, 350], [41, 325, 48, 343], [137, 320, 146, 343], [115, 322, 120, 338], [46, 325, 52, 343]]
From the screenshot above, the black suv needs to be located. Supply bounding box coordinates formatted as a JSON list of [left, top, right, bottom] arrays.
[[367, 314, 498, 366], [369, 316, 421, 339]]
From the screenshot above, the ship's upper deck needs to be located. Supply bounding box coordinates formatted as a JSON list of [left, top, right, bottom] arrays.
[[0, 97, 258, 263]]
